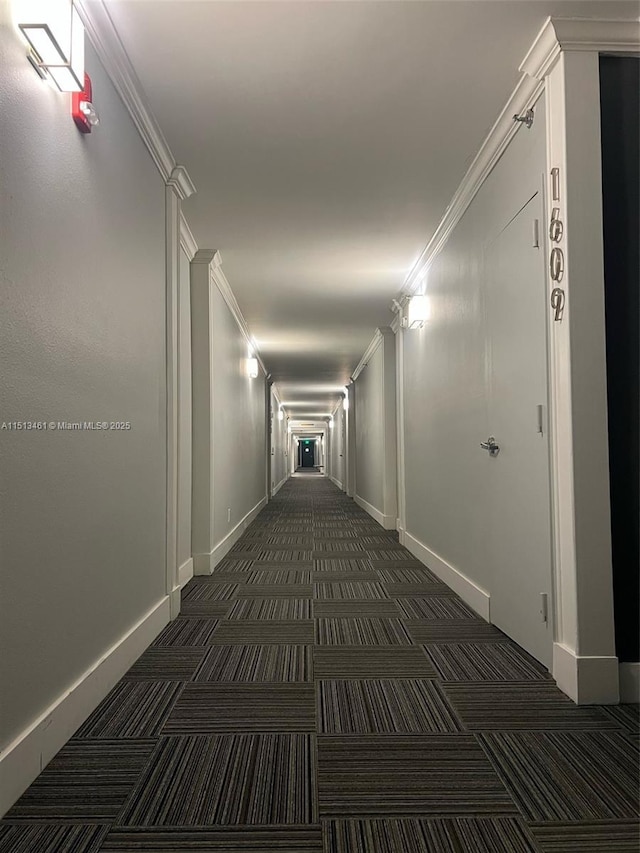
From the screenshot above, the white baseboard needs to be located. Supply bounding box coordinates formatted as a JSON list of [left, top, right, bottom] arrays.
[[193, 496, 268, 575], [553, 643, 620, 704], [354, 494, 396, 530], [271, 475, 288, 497], [619, 662, 640, 703], [0, 596, 170, 817], [178, 557, 194, 588], [403, 531, 490, 621], [330, 476, 344, 491]]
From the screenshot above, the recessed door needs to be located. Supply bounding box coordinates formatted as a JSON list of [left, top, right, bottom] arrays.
[[483, 182, 553, 668]]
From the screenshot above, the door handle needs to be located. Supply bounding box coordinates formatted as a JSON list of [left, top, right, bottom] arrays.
[[480, 436, 500, 457]]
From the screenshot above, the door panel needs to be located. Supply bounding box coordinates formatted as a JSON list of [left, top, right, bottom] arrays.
[[484, 186, 553, 668]]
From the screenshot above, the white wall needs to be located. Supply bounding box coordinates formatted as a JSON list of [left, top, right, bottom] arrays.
[[403, 97, 546, 602], [0, 11, 168, 810], [270, 391, 288, 494], [353, 329, 397, 528], [177, 247, 193, 582], [329, 405, 345, 488], [211, 287, 267, 545]]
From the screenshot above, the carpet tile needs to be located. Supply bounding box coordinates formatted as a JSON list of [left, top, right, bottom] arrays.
[[235, 584, 313, 598], [152, 618, 221, 647], [227, 598, 312, 620], [313, 646, 437, 679], [4, 740, 156, 822], [101, 826, 324, 851], [163, 683, 316, 733], [396, 597, 477, 620], [179, 601, 233, 618], [325, 818, 540, 853], [247, 569, 313, 583], [444, 683, 622, 729], [121, 648, 207, 681], [317, 735, 519, 817], [0, 824, 109, 853], [313, 600, 401, 618], [478, 730, 640, 820], [316, 618, 413, 645], [195, 645, 312, 682], [73, 681, 183, 738], [529, 820, 640, 852], [5, 475, 637, 852], [405, 619, 511, 643], [117, 734, 317, 825], [317, 679, 463, 734], [180, 583, 238, 602], [425, 643, 553, 682], [210, 621, 316, 644], [314, 582, 389, 600]]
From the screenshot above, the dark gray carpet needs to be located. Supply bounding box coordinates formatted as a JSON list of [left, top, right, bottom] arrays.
[[2, 476, 637, 853]]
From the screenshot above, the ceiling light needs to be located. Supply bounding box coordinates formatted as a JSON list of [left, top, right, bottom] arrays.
[[406, 294, 430, 329], [247, 357, 259, 379], [18, 0, 85, 92]]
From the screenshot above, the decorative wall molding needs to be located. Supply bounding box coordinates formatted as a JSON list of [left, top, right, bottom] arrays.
[[76, 0, 178, 182], [553, 643, 619, 705], [178, 557, 194, 589], [209, 252, 268, 378], [354, 494, 395, 530], [352, 330, 383, 381], [167, 166, 196, 202], [179, 213, 198, 260], [330, 475, 344, 491], [404, 531, 491, 622], [193, 496, 268, 575], [400, 71, 543, 297], [0, 596, 170, 817], [521, 17, 640, 81]]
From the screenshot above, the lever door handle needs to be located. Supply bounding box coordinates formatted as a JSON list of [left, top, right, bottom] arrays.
[[480, 436, 500, 457]]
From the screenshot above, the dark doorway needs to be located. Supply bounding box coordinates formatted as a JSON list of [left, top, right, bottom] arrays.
[[600, 56, 639, 664], [300, 439, 315, 468]]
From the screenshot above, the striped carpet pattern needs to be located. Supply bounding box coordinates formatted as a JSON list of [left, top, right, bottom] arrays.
[[2, 475, 638, 853]]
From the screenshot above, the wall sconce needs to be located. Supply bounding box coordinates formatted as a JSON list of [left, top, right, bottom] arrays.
[[18, 0, 85, 92], [405, 294, 430, 329], [247, 357, 259, 379]]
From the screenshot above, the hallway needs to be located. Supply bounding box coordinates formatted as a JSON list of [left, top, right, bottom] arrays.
[[1, 477, 637, 853]]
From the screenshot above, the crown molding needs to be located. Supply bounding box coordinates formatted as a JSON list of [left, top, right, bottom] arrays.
[[179, 214, 198, 260], [75, 0, 195, 189], [521, 17, 640, 80], [168, 166, 196, 201], [209, 257, 268, 378], [399, 16, 639, 300], [401, 71, 543, 298]]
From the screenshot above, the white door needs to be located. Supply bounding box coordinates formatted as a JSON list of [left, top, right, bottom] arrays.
[[483, 183, 553, 668]]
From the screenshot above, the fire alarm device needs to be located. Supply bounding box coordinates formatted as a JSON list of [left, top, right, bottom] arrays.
[[72, 74, 100, 134]]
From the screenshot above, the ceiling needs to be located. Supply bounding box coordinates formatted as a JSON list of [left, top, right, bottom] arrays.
[[103, 0, 636, 418]]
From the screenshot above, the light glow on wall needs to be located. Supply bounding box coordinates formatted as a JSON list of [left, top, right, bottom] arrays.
[[247, 357, 259, 379], [407, 294, 430, 329]]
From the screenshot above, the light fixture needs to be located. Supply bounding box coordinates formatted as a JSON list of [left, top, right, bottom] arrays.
[[406, 294, 430, 329], [328, 417, 334, 429], [247, 357, 259, 379], [342, 393, 349, 411], [278, 409, 284, 421], [18, 0, 85, 92]]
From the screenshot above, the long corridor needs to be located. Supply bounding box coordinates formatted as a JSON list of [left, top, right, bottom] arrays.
[[1, 477, 638, 852]]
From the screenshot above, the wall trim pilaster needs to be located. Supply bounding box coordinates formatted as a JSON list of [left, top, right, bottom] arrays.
[[354, 494, 395, 530], [553, 643, 620, 705]]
